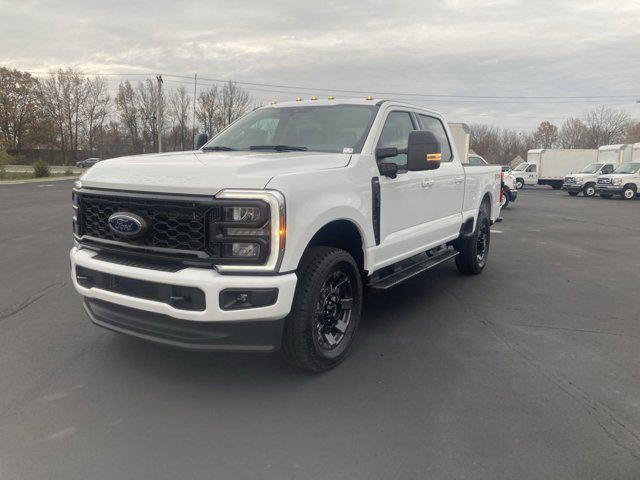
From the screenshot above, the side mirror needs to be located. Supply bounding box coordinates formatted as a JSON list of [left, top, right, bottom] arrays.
[[407, 131, 441, 171], [194, 133, 209, 150], [378, 162, 399, 179]]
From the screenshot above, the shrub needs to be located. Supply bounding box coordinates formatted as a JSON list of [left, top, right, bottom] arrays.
[[64, 164, 73, 175], [33, 160, 51, 178], [0, 164, 6, 180]]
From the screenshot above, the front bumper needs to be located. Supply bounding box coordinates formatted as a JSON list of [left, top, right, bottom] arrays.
[[70, 247, 297, 350], [563, 183, 582, 192], [508, 189, 518, 201], [596, 186, 623, 194]]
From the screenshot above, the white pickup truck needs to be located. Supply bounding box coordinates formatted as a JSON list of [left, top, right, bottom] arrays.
[[70, 98, 501, 371]]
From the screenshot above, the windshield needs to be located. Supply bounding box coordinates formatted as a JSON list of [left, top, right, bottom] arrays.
[[580, 163, 603, 173], [514, 163, 528, 171], [203, 105, 378, 154], [614, 162, 640, 174]]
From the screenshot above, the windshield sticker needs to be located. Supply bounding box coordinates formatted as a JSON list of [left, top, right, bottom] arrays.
[[343, 148, 354, 154]]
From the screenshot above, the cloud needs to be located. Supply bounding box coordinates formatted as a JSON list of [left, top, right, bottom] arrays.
[[1, 0, 638, 129]]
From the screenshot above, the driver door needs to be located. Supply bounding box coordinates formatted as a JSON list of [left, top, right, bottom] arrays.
[[375, 110, 440, 267]]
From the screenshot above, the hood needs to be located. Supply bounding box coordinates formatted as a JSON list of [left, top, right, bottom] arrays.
[[568, 172, 596, 179], [79, 150, 351, 195]]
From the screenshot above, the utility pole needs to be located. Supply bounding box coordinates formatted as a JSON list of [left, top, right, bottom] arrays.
[[193, 73, 198, 137], [156, 74, 163, 153]]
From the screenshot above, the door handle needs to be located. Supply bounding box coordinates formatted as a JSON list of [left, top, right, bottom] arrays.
[[454, 176, 464, 185], [422, 179, 434, 189]]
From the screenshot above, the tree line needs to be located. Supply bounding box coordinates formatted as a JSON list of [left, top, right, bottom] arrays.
[[0, 67, 252, 163], [470, 107, 640, 165], [1, 66, 639, 166]]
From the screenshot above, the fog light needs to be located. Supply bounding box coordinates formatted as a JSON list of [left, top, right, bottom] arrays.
[[220, 288, 279, 310]]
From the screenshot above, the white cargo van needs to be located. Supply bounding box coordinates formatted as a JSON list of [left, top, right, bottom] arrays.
[[630, 143, 640, 162], [513, 149, 599, 189], [448, 123, 470, 163]]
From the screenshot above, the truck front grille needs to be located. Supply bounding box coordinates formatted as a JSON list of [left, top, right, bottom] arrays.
[[77, 192, 211, 254], [598, 178, 612, 185]]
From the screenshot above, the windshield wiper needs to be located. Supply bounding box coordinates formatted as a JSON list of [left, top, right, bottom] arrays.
[[249, 145, 308, 152], [201, 145, 236, 151]]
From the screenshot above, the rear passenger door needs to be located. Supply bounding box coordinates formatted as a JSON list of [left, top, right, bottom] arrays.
[[417, 114, 465, 237]]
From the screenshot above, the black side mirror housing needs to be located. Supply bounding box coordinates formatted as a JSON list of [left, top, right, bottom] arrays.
[[407, 131, 441, 171], [375, 147, 398, 161], [194, 133, 209, 150], [378, 162, 399, 179]]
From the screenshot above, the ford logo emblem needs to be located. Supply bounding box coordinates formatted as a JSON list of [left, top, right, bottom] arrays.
[[108, 212, 147, 238]]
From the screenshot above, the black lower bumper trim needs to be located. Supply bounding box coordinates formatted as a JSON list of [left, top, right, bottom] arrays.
[[83, 298, 284, 352]]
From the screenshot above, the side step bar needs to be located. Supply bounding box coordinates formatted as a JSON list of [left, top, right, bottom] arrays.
[[368, 249, 459, 292]]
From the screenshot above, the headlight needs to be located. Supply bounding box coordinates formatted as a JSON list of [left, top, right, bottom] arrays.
[[212, 190, 285, 272], [612, 178, 622, 186], [575, 178, 583, 184]]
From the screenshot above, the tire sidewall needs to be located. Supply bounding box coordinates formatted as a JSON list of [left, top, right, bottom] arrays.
[[583, 184, 596, 197]]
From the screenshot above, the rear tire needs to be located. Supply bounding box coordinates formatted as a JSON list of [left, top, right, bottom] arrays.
[[568, 191, 579, 197], [281, 247, 362, 372], [455, 210, 490, 275], [500, 189, 510, 209]]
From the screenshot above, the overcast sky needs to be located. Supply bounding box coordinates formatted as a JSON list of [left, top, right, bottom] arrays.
[[1, 0, 639, 129]]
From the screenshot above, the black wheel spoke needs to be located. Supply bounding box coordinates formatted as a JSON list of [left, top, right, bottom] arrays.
[[340, 298, 353, 310]]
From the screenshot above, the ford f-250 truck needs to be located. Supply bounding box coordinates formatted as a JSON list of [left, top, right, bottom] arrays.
[[70, 99, 502, 371]]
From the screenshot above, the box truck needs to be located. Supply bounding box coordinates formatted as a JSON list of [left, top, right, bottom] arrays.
[[513, 149, 599, 189], [448, 123, 470, 163], [596, 144, 633, 165]]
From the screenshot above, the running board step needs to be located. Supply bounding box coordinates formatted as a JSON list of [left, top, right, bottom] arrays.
[[368, 250, 459, 292]]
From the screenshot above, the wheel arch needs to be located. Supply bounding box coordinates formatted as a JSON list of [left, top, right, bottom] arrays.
[[297, 219, 367, 275]]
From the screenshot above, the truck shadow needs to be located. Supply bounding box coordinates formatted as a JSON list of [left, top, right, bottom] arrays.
[[105, 264, 465, 388]]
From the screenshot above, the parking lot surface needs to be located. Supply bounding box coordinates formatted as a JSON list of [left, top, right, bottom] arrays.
[[1, 181, 639, 480]]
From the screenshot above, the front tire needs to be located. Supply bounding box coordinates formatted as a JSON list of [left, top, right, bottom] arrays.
[[281, 247, 362, 372], [622, 186, 636, 200], [583, 184, 596, 197], [515, 179, 524, 190], [455, 210, 490, 275]]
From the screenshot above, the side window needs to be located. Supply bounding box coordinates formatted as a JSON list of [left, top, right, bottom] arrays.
[[377, 111, 415, 168], [527, 165, 537, 172], [418, 114, 453, 162], [602, 164, 614, 174]]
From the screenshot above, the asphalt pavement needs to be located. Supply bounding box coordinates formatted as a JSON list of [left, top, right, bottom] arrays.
[[1, 181, 639, 480]]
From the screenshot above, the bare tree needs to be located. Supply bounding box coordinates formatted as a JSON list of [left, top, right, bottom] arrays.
[[219, 81, 251, 128], [469, 124, 533, 165], [532, 121, 558, 148], [558, 118, 588, 148], [82, 76, 110, 154], [583, 106, 631, 148], [136, 78, 164, 153], [625, 122, 640, 144], [196, 85, 221, 137], [168, 86, 191, 151], [115, 81, 141, 153], [37, 69, 89, 160], [0, 68, 39, 153]]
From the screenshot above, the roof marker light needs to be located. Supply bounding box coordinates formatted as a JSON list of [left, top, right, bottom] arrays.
[[270, 100, 277, 105], [366, 95, 373, 101], [328, 95, 334, 100], [311, 96, 318, 100], [295, 97, 302, 102]]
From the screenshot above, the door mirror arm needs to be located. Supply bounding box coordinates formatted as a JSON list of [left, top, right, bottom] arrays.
[[378, 162, 399, 179]]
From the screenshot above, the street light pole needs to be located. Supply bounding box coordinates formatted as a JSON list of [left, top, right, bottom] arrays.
[[156, 75, 163, 153]]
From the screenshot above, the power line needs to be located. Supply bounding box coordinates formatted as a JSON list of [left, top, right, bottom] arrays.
[[24, 70, 639, 101]]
